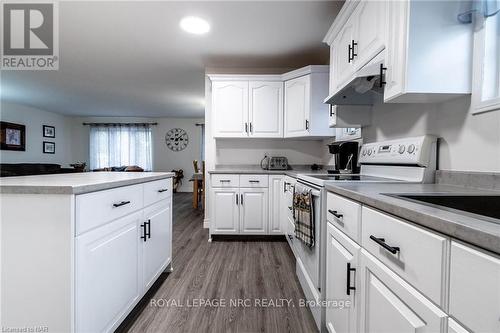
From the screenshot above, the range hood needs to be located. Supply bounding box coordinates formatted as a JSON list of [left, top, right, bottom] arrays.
[[324, 54, 385, 106]]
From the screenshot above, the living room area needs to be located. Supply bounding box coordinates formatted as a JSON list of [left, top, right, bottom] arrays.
[[0, 101, 204, 194]]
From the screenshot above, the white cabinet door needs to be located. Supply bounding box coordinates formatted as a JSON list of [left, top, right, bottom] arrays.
[[284, 75, 310, 137], [76, 212, 141, 333], [331, 19, 355, 92], [142, 202, 172, 290], [326, 223, 361, 333], [212, 81, 249, 138], [359, 249, 447, 333], [240, 187, 268, 234], [268, 175, 284, 234], [249, 81, 283, 138], [351, 0, 386, 70], [211, 187, 239, 234], [449, 241, 500, 333], [384, 0, 408, 102]]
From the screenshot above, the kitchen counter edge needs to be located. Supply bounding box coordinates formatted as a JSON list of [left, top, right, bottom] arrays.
[[325, 183, 500, 255], [0, 172, 175, 195]]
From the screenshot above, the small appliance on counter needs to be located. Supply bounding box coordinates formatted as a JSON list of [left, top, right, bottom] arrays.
[[260, 155, 289, 170], [327, 141, 360, 174]]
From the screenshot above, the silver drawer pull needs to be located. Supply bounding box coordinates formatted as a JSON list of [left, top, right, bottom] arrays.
[[158, 188, 168, 193], [219, 180, 231, 183], [249, 180, 260, 183], [113, 200, 130, 208]]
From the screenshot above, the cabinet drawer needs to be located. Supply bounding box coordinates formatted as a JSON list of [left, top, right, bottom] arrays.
[[211, 174, 240, 187], [76, 184, 144, 235], [144, 178, 172, 207], [361, 207, 448, 306], [360, 249, 447, 333], [327, 192, 361, 242], [240, 174, 268, 187], [449, 241, 500, 333]]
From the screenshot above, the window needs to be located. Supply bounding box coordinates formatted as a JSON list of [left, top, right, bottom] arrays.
[[471, 0, 500, 114], [89, 124, 153, 171]]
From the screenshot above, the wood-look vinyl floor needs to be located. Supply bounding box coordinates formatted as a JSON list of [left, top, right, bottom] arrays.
[[118, 193, 318, 333]]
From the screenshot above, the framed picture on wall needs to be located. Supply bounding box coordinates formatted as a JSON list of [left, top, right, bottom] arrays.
[[0, 121, 26, 151], [43, 141, 55, 154], [43, 125, 55, 138]]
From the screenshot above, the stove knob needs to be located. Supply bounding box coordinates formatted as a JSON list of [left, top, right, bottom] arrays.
[[408, 144, 416, 154], [362, 149, 367, 156], [398, 145, 405, 154], [367, 149, 372, 156]]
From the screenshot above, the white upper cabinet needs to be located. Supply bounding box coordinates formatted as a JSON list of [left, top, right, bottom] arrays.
[[324, 0, 472, 104], [249, 81, 283, 138], [384, 1, 472, 103], [284, 67, 335, 138], [209, 66, 334, 139], [351, 0, 386, 71], [284, 75, 310, 137], [212, 81, 249, 138], [331, 20, 355, 92]]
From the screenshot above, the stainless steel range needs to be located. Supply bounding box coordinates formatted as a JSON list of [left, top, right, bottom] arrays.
[[292, 135, 437, 330]]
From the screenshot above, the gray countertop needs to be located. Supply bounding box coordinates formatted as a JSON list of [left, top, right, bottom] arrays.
[[208, 164, 328, 178], [325, 182, 500, 254], [0, 172, 175, 195]]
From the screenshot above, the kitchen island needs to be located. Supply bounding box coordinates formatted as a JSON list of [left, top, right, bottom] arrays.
[[0, 172, 174, 333]]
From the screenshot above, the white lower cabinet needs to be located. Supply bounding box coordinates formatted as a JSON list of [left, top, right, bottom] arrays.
[[325, 222, 361, 333], [212, 187, 240, 234], [76, 212, 142, 333], [240, 187, 268, 234], [359, 249, 447, 333], [143, 201, 172, 290], [449, 241, 500, 333]]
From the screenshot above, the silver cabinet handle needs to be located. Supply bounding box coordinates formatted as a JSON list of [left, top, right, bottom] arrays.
[[240, 194, 243, 205], [158, 188, 168, 193], [249, 180, 260, 183], [219, 180, 231, 183]]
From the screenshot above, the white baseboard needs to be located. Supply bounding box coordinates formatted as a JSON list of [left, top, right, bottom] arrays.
[[203, 218, 210, 229]]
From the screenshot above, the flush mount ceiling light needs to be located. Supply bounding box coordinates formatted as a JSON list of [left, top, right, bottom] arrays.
[[180, 16, 210, 35]]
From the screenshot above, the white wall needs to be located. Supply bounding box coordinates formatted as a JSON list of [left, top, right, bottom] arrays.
[[362, 96, 500, 172], [215, 138, 325, 166], [72, 116, 203, 192], [0, 102, 74, 166]]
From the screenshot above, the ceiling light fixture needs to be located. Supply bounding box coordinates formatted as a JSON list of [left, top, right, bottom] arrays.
[[180, 16, 210, 35]]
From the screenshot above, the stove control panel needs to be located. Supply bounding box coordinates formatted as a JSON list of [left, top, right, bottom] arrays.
[[359, 136, 437, 167]]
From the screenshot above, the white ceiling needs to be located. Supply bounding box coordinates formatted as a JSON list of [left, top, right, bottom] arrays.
[[1, 1, 343, 118]]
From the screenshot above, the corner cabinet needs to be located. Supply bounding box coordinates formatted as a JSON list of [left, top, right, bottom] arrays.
[[209, 66, 334, 139], [284, 67, 334, 138]]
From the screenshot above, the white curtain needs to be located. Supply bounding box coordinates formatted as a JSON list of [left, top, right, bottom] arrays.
[[89, 125, 153, 171]]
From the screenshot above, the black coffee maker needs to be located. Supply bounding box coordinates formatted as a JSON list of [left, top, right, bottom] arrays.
[[328, 141, 360, 174]]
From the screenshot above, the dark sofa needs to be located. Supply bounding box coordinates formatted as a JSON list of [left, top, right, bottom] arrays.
[[0, 163, 80, 177]]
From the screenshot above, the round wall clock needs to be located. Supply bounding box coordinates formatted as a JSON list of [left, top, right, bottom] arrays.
[[165, 128, 189, 151]]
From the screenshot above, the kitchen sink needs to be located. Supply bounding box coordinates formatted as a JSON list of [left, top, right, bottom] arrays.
[[389, 195, 500, 220]]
